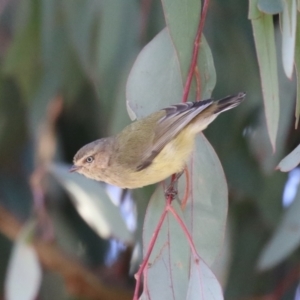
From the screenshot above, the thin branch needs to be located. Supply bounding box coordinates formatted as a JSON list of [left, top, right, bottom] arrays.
[[0, 205, 133, 300], [182, 0, 210, 103], [133, 197, 171, 300], [167, 205, 200, 261], [135, 1, 211, 298]]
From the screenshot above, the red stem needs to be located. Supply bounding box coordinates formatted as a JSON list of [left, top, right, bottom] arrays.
[[182, 0, 210, 103], [134, 1, 211, 298], [167, 205, 200, 261], [133, 193, 173, 300], [271, 265, 300, 300]]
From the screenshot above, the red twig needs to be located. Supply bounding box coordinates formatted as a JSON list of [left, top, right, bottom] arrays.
[[271, 265, 300, 300], [139, 0, 153, 43], [182, 0, 210, 103], [181, 166, 190, 210], [134, 2, 211, 298], [194, 66, 202, 101], [133, 208, 168, 300], [168, 205, 200, 261], [133, 191, 174, 300]]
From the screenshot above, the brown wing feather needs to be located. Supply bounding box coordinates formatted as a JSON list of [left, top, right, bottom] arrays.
[[136, 99, 213, 171]]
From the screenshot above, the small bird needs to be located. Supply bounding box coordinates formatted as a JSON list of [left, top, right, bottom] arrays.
[[70, 93, 245, 189]]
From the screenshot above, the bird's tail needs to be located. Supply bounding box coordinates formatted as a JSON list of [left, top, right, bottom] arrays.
[[214, 92, 246, 114]]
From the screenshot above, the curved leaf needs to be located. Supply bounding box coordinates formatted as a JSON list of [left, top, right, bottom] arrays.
[[5, 221, 42, 300], [277, 143, 300, 172], [197, 36, 216, 99], [258, 0, 284, 14], [161, 0, 202, 82], [179, 135, 228, 266], [126, 28, 183, 119], [295, 16, 300, 127], [126, 28, 216, 120], [142, 187, 190, 300], [142, 186, 223, 300], [281, 0, 297, 79], [48, 163, 133, 244], [161, 0, 216, 100], [249, 0, 280, 150], [257, 184, 300, 270], [186, 259, 223, 300]]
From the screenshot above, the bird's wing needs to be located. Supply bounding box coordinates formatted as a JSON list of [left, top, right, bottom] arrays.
[[136, 99, 213, 171]]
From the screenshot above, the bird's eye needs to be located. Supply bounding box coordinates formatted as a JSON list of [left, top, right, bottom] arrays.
[[85, 156, 94, 163]]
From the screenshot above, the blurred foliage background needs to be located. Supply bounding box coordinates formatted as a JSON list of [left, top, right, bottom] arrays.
[[0, 0, 300, 299]]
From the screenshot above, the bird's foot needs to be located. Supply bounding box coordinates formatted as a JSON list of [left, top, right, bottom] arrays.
[[165, 185, 178, 200]]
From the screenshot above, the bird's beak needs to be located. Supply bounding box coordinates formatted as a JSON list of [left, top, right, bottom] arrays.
[[69, 165, 81, 173]]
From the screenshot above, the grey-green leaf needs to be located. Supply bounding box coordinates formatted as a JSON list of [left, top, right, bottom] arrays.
[[197, 36, 217, 99], [161, 0, 202, 82], [295, 15, 300, 127], [249, 0, 280, 150], [142, 186, 223, 299], [126, 28, 183, 119], [142, 186, 190, 300], [48, 163, 133, 244], [257, 185, 300, 270], [186, 259, 223, 300], [258, 0, 284, 14], [179, 135, 228, 266], [281, 0, 297, 79], [277, 143, 300, 172], [5, 221, 42, 300]]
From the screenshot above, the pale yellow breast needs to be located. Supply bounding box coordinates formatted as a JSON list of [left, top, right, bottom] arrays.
[[124, 127, 196, 188]]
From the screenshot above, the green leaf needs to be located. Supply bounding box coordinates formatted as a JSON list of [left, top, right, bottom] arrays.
[[161, 0, 202, 82], [281, 0, 297, 79], [248, 27, 296, 173], [249, 0, 280, 150], [95, 0, 139, 125], [186, 259, 223, 300], [277, 143, 300, 172], [126, 28, 215, 119], [5, 221, 42, 300], [48, 163, 133, 244], [257, 185, 300, 270], [141, 186, 223, 300], [3, 0, 42, 101], [62, 0, 100, 78], [126, 28, 183, 119], [142, 187, 190, 299], [295, 14, 300, 127], [197, 36, 217, 99], [258, 0, 284, 14], [179, 135, 228, 266]]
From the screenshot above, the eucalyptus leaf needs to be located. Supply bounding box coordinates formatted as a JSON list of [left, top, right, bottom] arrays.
[[142, 187, 190, 300], [281, 0, 297, 79], [179, 135, 228, 266], [197, 36, 216, 99], [186, 259, 223, 300], [249, 0, 280, 150], [161, 0, 202, 82], [126, 28, 183, 119], [5, 221, 42, 300], [3, 0, 41, 101], [295, 16, 300, 127], [257, 184, 300, 270], [142, 186, 223, 299], [48, 163, 133, 244], [161, 0, 216, 100], [258, 0, 284, 14], [277, 143, 300, 172], [126, 27, 215, 120]]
